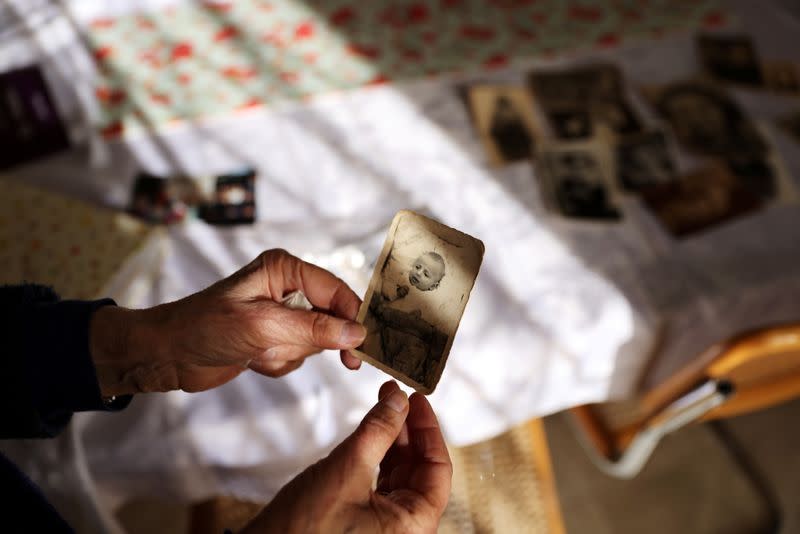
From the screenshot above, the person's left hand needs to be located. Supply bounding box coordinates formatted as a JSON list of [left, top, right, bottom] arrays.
[[90, 249, 366, 396], [240, 380, 453, 534]]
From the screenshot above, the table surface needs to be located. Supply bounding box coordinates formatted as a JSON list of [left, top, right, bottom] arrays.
[[3, 0, 800, 507]]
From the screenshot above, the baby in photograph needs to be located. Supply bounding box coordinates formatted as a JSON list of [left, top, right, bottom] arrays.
[[363, 251, 449, 387]]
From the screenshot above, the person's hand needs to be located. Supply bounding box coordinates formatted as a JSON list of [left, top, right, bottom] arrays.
[[241, 380, 452, 534], [90, 249, 366, 396]]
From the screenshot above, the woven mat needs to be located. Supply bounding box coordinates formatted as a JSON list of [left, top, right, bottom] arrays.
[[86, 0, 726, 138], [440, 419, 563, 534]]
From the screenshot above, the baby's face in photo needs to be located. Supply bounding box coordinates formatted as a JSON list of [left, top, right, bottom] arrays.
[[409, 252, 445, 291]]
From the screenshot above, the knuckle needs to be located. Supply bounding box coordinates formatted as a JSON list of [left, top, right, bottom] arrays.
[[310, 313, 337, 345], [360, 408, 400, 439]]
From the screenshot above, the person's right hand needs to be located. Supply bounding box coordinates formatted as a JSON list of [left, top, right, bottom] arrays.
[[90, 249, 366, 397], [241, 380, 453, 534]]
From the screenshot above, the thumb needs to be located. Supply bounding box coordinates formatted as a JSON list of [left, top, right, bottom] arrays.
[[267, 306, 366, 349], [334, 384, 409, 472]]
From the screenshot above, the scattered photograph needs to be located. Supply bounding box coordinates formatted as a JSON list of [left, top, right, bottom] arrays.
[[197, 168, 257, 225], [467, 85, 541, 165], [616, 131, 677, 192], [644, 80, 767, 158], [129, 172, 187, 224], [530, 63, 642, 139], [355, 210, 484, 394], [529, 63, 623, 107], [697, 34, 764, 86], [641, 162, 763, 238], [536, 141, 621, 221]]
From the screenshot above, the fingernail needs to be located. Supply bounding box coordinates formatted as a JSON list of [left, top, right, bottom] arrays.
[[263, 347, 279, 360], [382, 389, 407, 413], [340, 322, 366, 346]]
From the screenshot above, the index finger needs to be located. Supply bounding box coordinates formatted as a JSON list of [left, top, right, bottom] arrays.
[[404, 393, 452, 514], [272, 250, 362, 321]]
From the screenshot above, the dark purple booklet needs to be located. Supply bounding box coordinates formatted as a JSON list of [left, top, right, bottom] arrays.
[[0, 65, 70, 170]]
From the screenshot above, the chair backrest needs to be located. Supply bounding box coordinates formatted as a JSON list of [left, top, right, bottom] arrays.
[[570, 322, 800, 478]]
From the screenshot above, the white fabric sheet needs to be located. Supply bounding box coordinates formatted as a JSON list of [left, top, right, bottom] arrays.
[[2, 0, 800, 518]]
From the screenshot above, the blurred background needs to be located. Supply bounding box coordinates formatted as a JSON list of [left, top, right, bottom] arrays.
[[1, 0, 800, 532]]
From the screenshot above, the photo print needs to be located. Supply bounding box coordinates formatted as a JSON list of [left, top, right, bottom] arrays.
[[197, 168, 257, 225], [536, 140, 621, 221], [697, 34, 764, 86], [529, 63, 642, 139], [467, 85, 541, 165], [641, 162, 763, 238], [354, 211, 484, 394]]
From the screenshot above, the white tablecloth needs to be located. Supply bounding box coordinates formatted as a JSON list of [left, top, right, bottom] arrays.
[[2, 0, 800, 525]]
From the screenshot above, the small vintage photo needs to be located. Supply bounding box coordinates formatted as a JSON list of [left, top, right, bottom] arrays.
[[530, 63, 641, 139], [615, 131, 677, 192], [467, 85, 540, 165], [644, 80, 767, 158], [697, 34, 764, 86], [354, 211, 484, 394], [197, 168, 257, 225], [536, 141, 621, 221], [641, 162, 763, 238], [129, 172, 189, 224], [529, 63, 623, 108]]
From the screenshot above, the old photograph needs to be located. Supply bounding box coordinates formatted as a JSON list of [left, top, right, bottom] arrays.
[[615, 131, 677, 192], [644, 80, 767, 158], [354, 211, 484, 393], [641, 162, 763, 238], [530, 63, 641, 139], [697, 34, 764, 86], [536, 141, 621, 221], [467, 85, 541, 165], [529, 63, 623, 108]]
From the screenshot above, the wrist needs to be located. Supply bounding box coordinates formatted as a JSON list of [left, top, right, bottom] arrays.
[[90, 305, 169, 396]]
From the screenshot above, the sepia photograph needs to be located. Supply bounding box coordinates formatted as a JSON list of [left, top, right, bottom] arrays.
[[536, 141, 621, 221], [645, 80, 767, 158], [641, 162, 763, 238], [467, 85, 541, 165], [615, 131, 677, 192], [197, 168, 257, 225], [529, 63, 623, 108], [354, 211, 484, 393], [530, 63, 641, 139], [697, 34, 764, 86]]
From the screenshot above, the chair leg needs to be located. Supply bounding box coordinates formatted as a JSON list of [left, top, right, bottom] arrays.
[[708, 421, 782, 534]]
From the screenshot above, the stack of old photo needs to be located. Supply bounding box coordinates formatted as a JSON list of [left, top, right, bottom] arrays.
[[464, 32, 798, 238]]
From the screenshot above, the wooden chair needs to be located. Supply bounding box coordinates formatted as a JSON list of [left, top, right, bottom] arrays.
[[570, 322, 800, 479]]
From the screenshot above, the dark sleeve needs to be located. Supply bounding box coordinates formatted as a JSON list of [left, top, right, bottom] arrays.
[[0, 284, 132, 439]]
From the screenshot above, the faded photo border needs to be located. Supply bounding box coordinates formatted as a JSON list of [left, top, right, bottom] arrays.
[[353, 210, 484, 394]]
